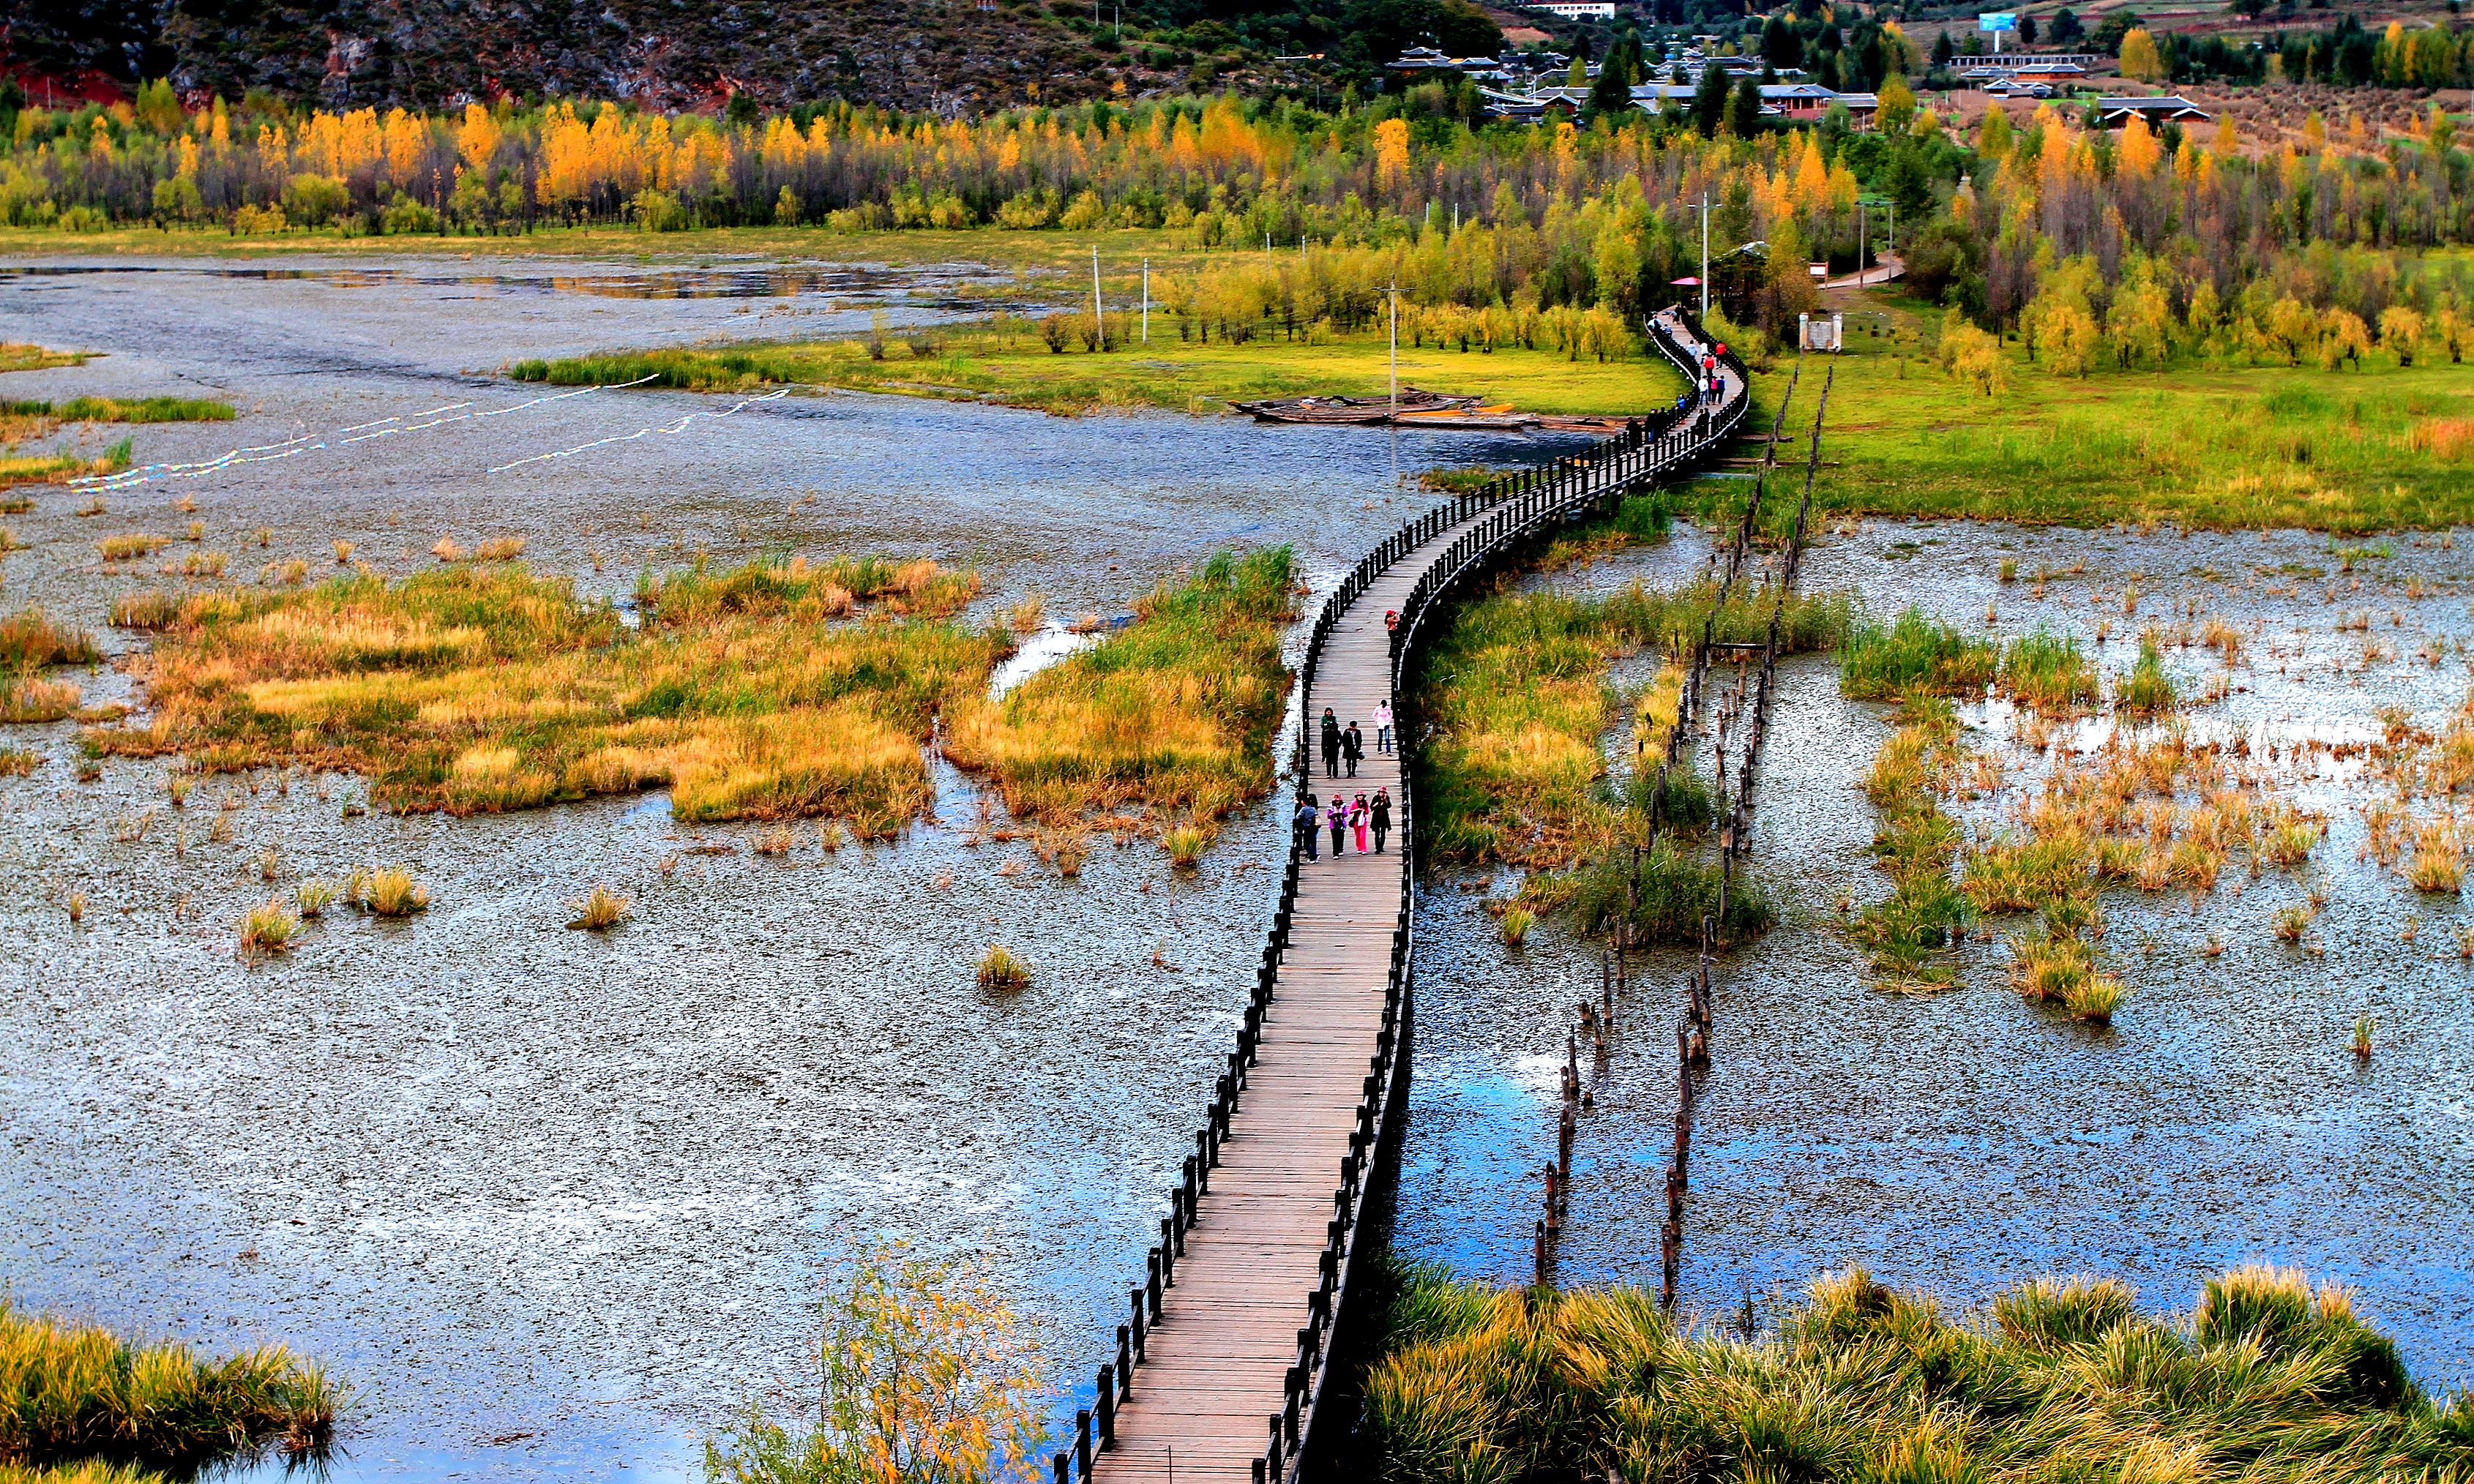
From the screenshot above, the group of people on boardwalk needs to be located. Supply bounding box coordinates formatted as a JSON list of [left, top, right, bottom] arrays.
[[1300, 705, 1394, 861], [1318, 703, 1392, 777], [1294, 787, 1390, 860]]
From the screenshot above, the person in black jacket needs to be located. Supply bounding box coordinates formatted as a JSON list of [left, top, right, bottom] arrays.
[[1342, 722, 1364, 779], [1294, 792, 1320, 860], [1320, 707, 1341, 778], [1370, 787, 1392, 853]]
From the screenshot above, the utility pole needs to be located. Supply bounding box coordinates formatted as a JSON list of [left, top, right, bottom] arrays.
[[1091, 244, 1105, 350], [1857, 201, 1866, 285], [1388, 282, 1399, 419], [1699, 193, 1709, 321], [1141, 258, 1150, 344]]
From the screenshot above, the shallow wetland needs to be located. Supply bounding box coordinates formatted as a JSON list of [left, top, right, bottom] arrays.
[[7, 250, 2474, 1484]]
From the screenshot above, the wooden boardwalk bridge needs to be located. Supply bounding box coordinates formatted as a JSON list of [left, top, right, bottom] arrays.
[[1058, 308, 1752, 1484]]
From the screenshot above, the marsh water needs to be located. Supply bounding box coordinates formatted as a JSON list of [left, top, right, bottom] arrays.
[[1397, 517, 2474, 1388], [4, 250, 2472, 1484], [0, 252, 1571, 1482]]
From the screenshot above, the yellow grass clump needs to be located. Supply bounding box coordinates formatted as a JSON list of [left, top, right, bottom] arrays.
[[567, 884, 631, 930], [360, 869, 430, 917], [976, 944, 1031, 989], [95, 533, 165, 561], [238, 898, 300, 956]]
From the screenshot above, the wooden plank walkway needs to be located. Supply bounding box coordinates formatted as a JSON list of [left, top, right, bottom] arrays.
[[1083, 307, 1747, 1484]]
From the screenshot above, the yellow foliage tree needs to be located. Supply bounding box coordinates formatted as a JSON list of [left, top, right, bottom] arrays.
[[2119, 28, 2166, 82], [1373, 117, 1411, 195]]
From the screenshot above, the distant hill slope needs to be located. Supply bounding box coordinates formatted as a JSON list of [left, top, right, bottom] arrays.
[[4, 0, 1192, 112]]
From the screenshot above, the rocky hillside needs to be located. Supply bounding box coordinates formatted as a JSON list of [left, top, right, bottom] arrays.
[[4, 0, 1206, 113]]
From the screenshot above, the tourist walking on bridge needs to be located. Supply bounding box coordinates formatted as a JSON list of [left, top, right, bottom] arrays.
[[1342, 721, 1364, 779], [1295, 792, 1320, 861], [1374, 700, 1394, 754], [1350, 793, 1370, 854], [1327, 796, 1348, 859], [1320, 707, 1341, 779], [1372, 787, 1392, 853]]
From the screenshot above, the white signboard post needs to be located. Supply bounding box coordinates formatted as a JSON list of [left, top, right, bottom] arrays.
[[1978, 11, 2017, 53]]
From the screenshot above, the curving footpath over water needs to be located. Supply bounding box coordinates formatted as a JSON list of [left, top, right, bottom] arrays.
[[1066, 307, 1752, 1484]]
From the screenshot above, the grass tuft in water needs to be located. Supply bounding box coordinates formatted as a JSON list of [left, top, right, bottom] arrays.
[[238, 899, 300, 957], [567, 884, 631, 931], [1839, 608, 1997, 700], [361, 869, 430, 918], [976, 944, 1030, 989], [1997, 626, 2099, 712], [2117, 637, 2178, 714]]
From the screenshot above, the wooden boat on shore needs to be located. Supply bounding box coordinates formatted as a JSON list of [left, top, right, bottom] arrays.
[[1231, 388, 1623, 435], [1230, 387, 1488, 424]]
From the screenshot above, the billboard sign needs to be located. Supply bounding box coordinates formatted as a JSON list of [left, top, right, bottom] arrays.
[[1977, 10, 2017, 29]]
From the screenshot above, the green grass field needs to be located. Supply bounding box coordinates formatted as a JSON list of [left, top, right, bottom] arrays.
[[1771, 287, 2474, 532], [515, 323, 1685, 418]]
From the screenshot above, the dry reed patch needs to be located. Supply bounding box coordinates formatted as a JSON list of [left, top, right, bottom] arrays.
[[0, 609, 99, 669], [82, 561, 1006, 833], [94, 533, 165, 562], [473, 536, 527, 562], [946, 548, 1296, 848], [2407, 417, 2474, 460], [1, 675, 81, 723], [110, 591, 182, 629]]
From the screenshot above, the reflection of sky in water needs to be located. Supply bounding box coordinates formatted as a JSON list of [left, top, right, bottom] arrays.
[[1400, 518, 2474, 1390]]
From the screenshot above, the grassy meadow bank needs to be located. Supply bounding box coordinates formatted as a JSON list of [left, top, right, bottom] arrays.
[[511, 315, 1681, 419], [1758, 284, 2474, 533]]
